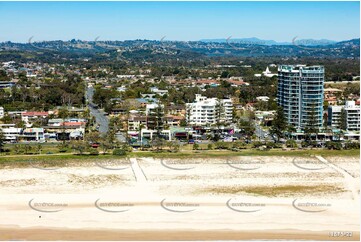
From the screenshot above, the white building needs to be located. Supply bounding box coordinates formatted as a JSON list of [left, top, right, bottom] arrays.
[[145, 103, 164, 116], [117, 86, 127, 92], [150, 87, 168, 96], [186, 94, 233, 126], [21, 128, 45, 142], [128, 116, 147, 131], [0, 124, 22, 142], [328, 101, 360, 131], [256, 96, 270, 102], [262, 67, 278, 77], [140, 129, 171, 141], [0, 106, 4, 119], [254, 67, 278, 78]]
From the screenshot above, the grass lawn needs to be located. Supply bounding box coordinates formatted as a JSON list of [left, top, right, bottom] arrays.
[[129, 148, 360, 158], [2, 142, 73, 155], [201, 184, 345, 197], [0, 148, 358, 169]]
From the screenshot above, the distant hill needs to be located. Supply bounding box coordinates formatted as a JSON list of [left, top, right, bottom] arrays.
[[200, 37, 282, 45], [334, 38, 360, 47], [0, 38, 359, 61], [200, 37, 338, 46]]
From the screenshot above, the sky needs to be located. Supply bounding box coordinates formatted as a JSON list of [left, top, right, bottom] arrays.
[[0, 1, 359, 43]]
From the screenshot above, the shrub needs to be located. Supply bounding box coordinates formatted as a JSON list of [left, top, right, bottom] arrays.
[[286, 139, 297, 148], [325, 141, 342, 150], [309, 141, 318, 148], [207, 144, 213, 150], [232, 142, 246, 149], [70, 140, 88, 155], [193, 143, 199, 150], [58, 148, 67, 153], [301, 141, 308, 148], [113, 148, 126, 156], [167, 141, 180, 153], [89, 149, 99, 155], [214, 141, 230, 149], [121, 144, 133, 152], [344, 142, 360, 150], [252, 141, 264, 148], [265, 142, 276, 149]]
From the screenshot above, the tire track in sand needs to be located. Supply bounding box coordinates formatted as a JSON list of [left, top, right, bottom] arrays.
[[316, 155, 359, 202]]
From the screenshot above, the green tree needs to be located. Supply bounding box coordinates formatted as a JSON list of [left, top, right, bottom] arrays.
[[1, 114, 12, 124], [215, 99, 225, 128], [304, 104, 319, 141], [269, 106, 287, 142], [13, 145, 22, 154], [36, 144, 42, 154], [180, 119, 187, 127], [57, 108, 69, 120], [239, 119, 255, 140], [286, 139, 297, 148], [0, 131, 5, 152], [0, 70, 9, 82], [71, 140, 87, 155], [167, 141, 180, 153], [24, 144, 32, 154], [151, 137, 165, 152], [340, 108, 347, 131], [99, 137, 112, 155], [86, 131, 101, 144]]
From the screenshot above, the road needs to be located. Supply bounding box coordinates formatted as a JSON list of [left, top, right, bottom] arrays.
[[255, 122, 269, 140], [86, 86, 109, 134]]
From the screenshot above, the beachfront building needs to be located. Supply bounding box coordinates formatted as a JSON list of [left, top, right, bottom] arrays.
[[277, 65, 324, 129], [20, 128, 45, 142], [328, 101, 360, 131], [0, 124, 22, 142], [186, 94, 233, 126]]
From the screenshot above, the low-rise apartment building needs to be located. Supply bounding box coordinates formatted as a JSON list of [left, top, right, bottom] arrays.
[[186, 94, 233, 126], [128, 116, 147, 131], [328, 101, 360, 131], [0, 124, 22, 142], [21, 111, 49, 125], [164, 115, 184, 127], [20, 128, 45, 142]]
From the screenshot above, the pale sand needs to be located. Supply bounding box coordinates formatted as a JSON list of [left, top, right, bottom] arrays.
[[0, 156, 359, 240], [1, 227, 359, 241]]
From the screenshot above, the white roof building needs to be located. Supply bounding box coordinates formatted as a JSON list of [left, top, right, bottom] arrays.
[[186, 94, 233, 126], [262, 67, 278, 77]]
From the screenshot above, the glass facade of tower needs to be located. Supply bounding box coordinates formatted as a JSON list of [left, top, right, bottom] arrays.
[[277, 65, 324, 129]]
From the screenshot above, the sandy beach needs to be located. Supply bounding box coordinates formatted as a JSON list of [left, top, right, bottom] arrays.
[[0, 155, 359, 240]]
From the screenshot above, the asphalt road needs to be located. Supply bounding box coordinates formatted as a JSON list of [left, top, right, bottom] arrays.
[[86, 86, 109, 134], [255, 122, 269, 140]]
